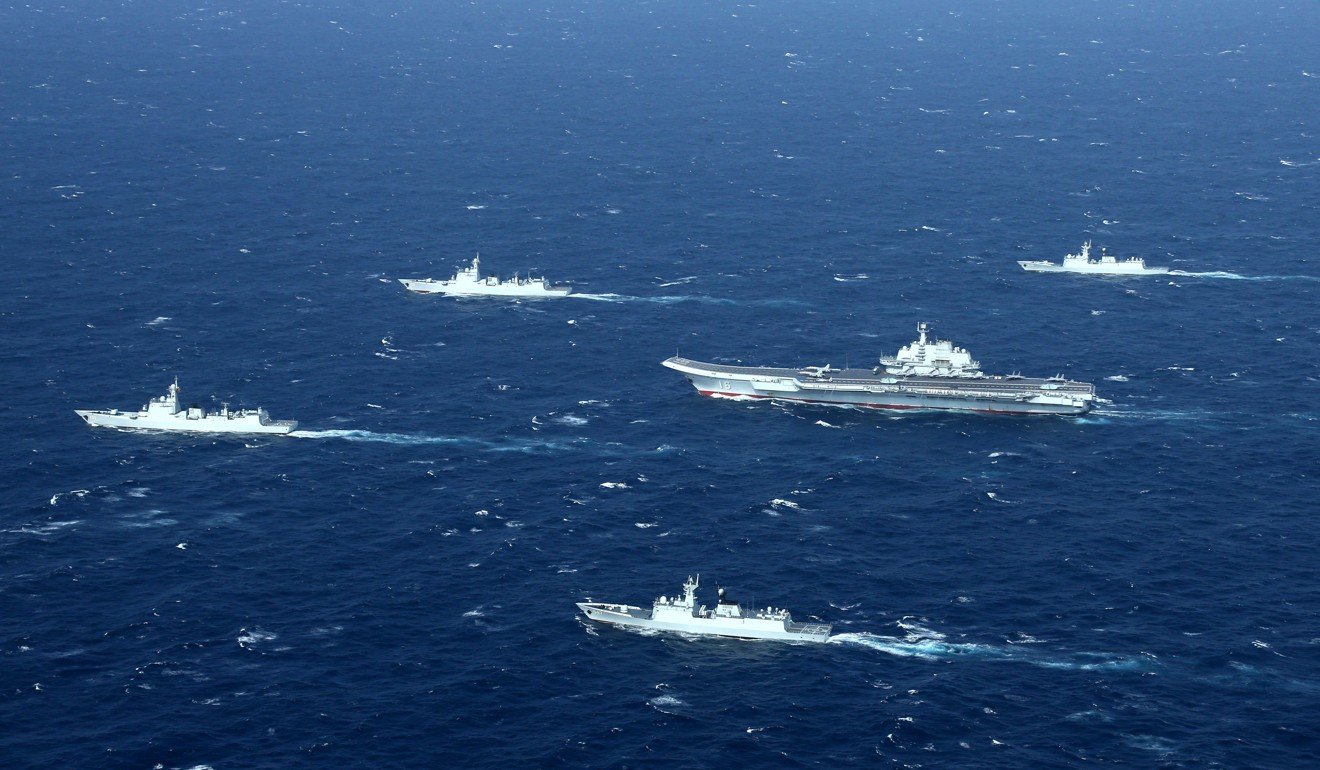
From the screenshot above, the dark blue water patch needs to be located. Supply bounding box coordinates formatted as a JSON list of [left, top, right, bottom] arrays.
[[2, 0, 1319, 767]]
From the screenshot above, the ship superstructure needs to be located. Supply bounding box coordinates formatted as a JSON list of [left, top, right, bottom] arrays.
[[663, 323, 1095, 415], [399, 254, 572, 297], [75, 378, 297, 434], [1019, 241, 1169, 275], [577, 575, 831, 643]]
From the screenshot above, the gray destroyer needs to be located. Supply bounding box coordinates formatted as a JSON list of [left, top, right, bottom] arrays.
[[577, 575, 831, 643], [75, 378, 297, 434], [1019, 240, 1169, 276], [399, 254, 572, 297], [663, 323, 1095, 415]]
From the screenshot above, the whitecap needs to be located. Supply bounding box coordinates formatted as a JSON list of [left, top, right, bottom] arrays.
[[895, 618, 946, 641], [707, 392, 758, 402], [1122, 734, 1177, 754], [119, 509, 177, 528], [648, 694, 686, 713], [770, 498, 801, 510], [237, 628, 277, 649], [49, 489, 91, 506], [10, 520, 82, 536], [600, 481, 629, 489]]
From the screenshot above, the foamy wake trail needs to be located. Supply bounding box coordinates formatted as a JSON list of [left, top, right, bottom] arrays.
[[829, 632, 1144, 672], [571, 293, 802, 307], [1168, 270, 1319, 282], [1087, 407, 1209, 423], [288, 429, 577, 453]]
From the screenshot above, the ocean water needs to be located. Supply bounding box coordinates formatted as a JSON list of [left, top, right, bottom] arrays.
[[2, 1, 1318, 767]]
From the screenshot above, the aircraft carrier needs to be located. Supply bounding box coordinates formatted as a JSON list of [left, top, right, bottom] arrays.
[[662, 323, 1095, 415]]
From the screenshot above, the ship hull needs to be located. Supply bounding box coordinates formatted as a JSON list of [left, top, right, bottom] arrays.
[[76, 410, 298, 434], [664, 358, 1093, 415], [1019, 261, 1169, 275], [577, 603, 830, 643], [398, 279, 572, 297]]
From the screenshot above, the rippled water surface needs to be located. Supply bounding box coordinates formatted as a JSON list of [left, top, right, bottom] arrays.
[[2, 1, 1317, 767]]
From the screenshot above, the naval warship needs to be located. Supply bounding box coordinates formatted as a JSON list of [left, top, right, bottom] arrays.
[[663, 323, 1095, 415], [398, 254, 572, 297], [75, 378, 298, 434], [577, 575, 832, 643], [1019, 241, 1169, 275]]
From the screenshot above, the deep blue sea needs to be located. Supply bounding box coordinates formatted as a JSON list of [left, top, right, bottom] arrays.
[[3, 1, 1318, 767]]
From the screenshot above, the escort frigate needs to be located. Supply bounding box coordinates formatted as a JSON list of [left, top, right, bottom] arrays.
[[577, 575, 831, 643], [663, 323, 1096, 415], [75, 378, 297, 434], [398, 254, 572, 297], [1019, 240, 1169, 275]]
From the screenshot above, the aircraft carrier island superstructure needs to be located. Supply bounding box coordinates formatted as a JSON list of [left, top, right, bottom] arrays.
[[663, 323, 1096, 415]]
